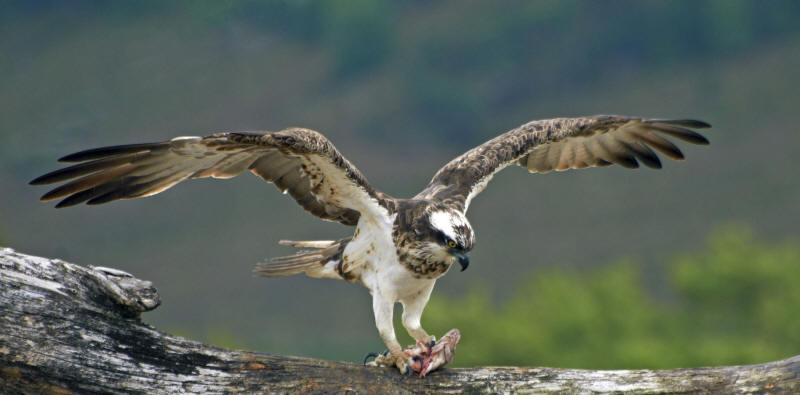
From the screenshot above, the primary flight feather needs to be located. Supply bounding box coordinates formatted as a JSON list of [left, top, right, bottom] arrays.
[[31, 115, 711, 374]]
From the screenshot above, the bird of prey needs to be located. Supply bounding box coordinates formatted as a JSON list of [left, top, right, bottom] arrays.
[[31, 115, 710, 375]]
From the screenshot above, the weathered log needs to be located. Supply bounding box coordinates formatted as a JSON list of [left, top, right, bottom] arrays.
[[0, 247, 798, 394]]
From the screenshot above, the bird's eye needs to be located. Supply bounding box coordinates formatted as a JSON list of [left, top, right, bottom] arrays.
[[447, 240, 457, 249]]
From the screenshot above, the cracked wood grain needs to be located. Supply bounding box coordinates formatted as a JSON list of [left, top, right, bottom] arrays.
[[1, 247, 798, 394]]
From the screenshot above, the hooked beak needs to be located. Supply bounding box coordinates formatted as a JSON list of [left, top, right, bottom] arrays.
[[453, 252, 470, 272]]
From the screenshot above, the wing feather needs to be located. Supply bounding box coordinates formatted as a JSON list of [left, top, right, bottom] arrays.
[[30, 153, 147, 185], [189, 148, 262, 179], [597, 134, 639, 169], [57, 143, 167, 162], [417, 115, 710, 212], [621, 140, 662, 169], [571, 141, 593, 169], [40, 164, 140, 202], [647, 123, 710, 145], [555, 141, 577, 171], [32, 129, 391, 225], [527, 145, 553, 173], [545, 143, 564, 171], [87, 170, 189, 206], [635, 129, 685, 160]]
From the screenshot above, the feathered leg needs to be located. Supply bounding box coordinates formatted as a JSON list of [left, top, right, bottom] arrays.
[[400, 282, 435, 344], [366, 292, 415, 375]]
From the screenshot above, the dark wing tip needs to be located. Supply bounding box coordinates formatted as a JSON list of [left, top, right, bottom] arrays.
[[30, 166, 90, 186], [689, 119, 712, 128], [649, 160, 663, 169], [693, 134, 710, 145], [29, 174, 51, 185], [661, 119, 711, 129], [86, 196, 116, 206], [648, 122, 710, 146], [39, 188, 65, 202], [54, 197, 83, 208], [616, 155, 640, 169], [58, 143, 162, 162]]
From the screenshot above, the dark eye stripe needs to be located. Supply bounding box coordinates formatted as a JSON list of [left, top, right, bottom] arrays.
[[434, 230, 448, 244], [433, 229, 464, 249]]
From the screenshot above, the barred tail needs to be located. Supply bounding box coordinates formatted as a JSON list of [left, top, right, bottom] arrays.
[[253, 237, 351, 278]]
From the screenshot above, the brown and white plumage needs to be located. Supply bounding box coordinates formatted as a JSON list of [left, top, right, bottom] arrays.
[[30, 129, 393, 224], [31, 115, 711, 375], [418, 115, 710, 211]]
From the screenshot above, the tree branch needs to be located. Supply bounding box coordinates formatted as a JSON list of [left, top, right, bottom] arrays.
[[1, 247, 797, 394]]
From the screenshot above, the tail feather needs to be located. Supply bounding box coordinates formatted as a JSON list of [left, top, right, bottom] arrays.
[[254, 237, 351, 278], [278, 240, 336, 248]]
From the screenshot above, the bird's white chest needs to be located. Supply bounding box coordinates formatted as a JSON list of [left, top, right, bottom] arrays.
[[343, 212, 395, 267], [343, 213, 435, 302]]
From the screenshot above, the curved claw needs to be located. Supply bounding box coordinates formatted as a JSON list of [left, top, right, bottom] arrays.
[[411, 355, 424, 364], [381, 348, 390, 357], [405, 365, 414, 377], [363, 352, 380, 365]]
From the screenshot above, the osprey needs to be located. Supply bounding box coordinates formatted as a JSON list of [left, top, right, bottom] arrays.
[[31, 115, 710, 374]]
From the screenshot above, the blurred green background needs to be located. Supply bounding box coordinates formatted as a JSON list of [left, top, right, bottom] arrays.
[[2, 1, 799, 369]]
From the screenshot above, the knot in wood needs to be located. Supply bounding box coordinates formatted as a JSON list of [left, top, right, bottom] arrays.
[[88, 265, 161, 316]]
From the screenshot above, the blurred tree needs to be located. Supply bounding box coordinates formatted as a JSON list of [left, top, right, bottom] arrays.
[[422, 226, 800, 369]]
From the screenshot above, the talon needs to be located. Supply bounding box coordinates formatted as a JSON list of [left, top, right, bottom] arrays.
[[382, 348, 390, 357], [412, 355, 424, 364], [363, 352, 379, 365], [405, 365, 413, 377]]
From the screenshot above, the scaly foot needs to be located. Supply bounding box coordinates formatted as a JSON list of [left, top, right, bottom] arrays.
[[364, 350, 416, 376]]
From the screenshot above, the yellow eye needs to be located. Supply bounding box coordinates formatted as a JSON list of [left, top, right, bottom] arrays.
[[448, 240, 457, 248]]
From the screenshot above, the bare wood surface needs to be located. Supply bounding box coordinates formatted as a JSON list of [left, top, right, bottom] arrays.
[[1, 247, 798, 394]]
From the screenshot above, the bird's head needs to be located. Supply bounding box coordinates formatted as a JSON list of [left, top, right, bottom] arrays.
[[419, 207, 474, 271]]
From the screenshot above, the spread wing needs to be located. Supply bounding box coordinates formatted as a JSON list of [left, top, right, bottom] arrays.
[[416, 115, 711, 212], [30, 128, 392, 226]]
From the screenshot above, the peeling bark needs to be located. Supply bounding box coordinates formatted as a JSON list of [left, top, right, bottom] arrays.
[[1, 247, 798, 394]]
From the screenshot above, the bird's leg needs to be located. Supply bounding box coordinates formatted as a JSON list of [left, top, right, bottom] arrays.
[[365, 293, 414, 375], [399, 284, 448, 375], [400, 299, 432, 375], [400, 283, 436, 346]]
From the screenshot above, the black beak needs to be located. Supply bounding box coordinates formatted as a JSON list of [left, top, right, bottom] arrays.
[[454, 252, 470, 272]]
